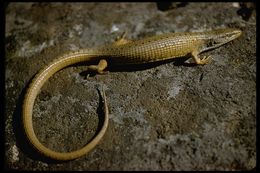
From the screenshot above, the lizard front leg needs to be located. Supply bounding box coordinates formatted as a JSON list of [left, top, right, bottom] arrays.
[[191, 50, 212, 65]]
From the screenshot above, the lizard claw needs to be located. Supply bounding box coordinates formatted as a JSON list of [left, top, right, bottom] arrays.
[[200, 55, 212, 64]]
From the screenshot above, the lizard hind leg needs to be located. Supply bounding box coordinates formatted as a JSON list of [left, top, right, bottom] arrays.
[[87, 59, 108, 74], [113, 31, 132, 46]]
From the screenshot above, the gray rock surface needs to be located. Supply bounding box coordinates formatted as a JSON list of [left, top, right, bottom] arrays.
[[5, 2, 256, 171]]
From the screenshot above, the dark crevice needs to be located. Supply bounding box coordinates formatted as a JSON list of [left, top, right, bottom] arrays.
[[237, 2, 255, 21], [156, 2, 188, 11]]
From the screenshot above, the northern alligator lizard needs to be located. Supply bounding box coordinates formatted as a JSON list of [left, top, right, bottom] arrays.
[[22, 28, 242, 160]]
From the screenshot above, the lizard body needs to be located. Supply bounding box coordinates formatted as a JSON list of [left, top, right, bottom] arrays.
[[22, 28, 241, 160]]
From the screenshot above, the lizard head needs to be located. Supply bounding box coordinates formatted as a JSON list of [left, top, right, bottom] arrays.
[[203, 28, 242, 51]]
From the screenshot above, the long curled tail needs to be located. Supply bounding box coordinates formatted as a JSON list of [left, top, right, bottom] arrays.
[[22, 50, 109, 160]]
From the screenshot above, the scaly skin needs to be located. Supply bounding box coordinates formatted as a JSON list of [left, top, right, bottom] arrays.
[[22, 28, 242, 160]]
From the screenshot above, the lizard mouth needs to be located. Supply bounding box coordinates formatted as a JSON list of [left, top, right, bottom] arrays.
[[227, 29, 242, 40], [202, 28, 242, 52]]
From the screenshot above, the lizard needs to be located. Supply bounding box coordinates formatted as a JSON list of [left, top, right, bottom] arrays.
[[22, 28, 242, 161]]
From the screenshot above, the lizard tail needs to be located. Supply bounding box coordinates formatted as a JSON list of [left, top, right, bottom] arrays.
[[22, 50, 109, 160]]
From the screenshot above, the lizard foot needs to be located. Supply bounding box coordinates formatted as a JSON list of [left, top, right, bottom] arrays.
[[113, 31, 132, 46], [87, 59, 108, 74], [200, 55, 212, 64]]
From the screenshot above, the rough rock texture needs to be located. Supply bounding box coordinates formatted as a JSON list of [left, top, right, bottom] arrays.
[[5, 2, 256, 171]]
